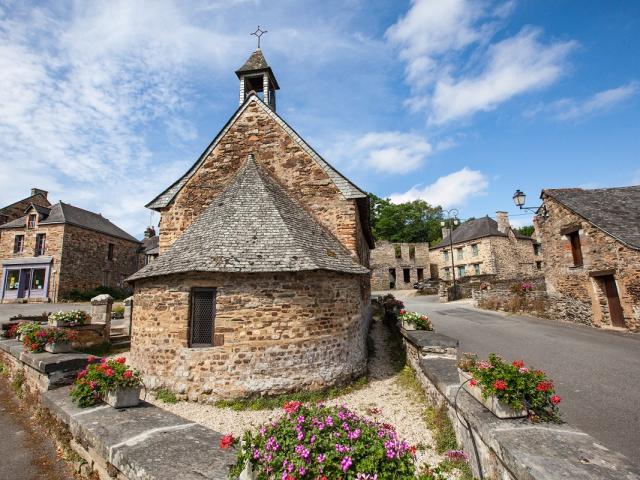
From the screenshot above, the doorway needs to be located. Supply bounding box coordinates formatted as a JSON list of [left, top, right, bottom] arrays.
[[602, 275, 625, 328]]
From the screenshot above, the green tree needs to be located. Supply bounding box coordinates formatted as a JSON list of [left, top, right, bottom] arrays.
[[515, 225, 535, 237], [368, 193, 444, 244]]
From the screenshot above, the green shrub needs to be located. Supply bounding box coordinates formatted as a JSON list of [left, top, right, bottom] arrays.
[[11, 369, 25, 398], [60, 286, 131, 302], [154, 388, 178, 404], [112, 305, 125, 315]]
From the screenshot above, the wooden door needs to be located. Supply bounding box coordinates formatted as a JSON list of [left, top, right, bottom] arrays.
[[603, 275, 625, 328]]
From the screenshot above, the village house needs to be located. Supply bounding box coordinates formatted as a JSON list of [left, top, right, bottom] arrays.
[[0, 188, 50, 228], [0, 200, 140, 303], [140, 226, 159, 266], [371, 241, 430, 290], [127, 48, 374, 401], [431, 212, 540, 281], [537, 186, 640, 330]]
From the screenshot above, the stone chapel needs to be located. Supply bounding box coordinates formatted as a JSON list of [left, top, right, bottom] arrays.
[[127, 48, 374, 400]]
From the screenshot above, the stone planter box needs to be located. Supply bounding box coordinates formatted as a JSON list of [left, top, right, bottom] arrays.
[[458, 369, 527, 419], [45, 342, 73, 354], [239, 462, 256, 480], [402, 320, 416, 331], [105, 386, 142, 409]]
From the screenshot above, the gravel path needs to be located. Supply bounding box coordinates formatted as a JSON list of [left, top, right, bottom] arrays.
[[136, 318, 444, 471]]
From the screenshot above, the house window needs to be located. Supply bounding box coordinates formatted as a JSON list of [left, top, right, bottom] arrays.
[[443, 251, 449, 262], [5, 270, 20, 290], [536, 261, 543, 270], [107, 243, 114, 260], [471, 244, 479, 256], [456, 247, 463, 260], [35, 233, 46, 256], [389, 268, 397, 289], [533, 243, 542, 256], [443, 267, 450, 280], [31, 269, 46, 290], [474, 264, 481, 275], [13, 235, 24, 253], [457, 265, 466, 277], [403, 268, 411, 283], [189, 288, 217, 347], [394, 244, 402, 259], [27, 214, 36, 229], [409, 245, 415, 260], [417, 268, 424, 282], [567, 231, 583, 266]]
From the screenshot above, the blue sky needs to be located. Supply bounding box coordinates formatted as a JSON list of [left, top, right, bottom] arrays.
[[0, 0, 638, 236]]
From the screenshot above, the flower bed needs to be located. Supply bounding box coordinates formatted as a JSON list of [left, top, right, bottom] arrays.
[[48, 310, 90, 327], [398, 310, 433, 331], [457, 353, 561, 422], [230, 401, 418, 479], [18, 324, 79, 353], [70, 356, 143, 408]]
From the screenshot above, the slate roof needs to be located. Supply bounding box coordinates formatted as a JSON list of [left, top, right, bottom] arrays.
[[235, 48, 280, 89], [432, 216, 531, 249], [129, 156, 369, 281], [27, 203, 51, 217], [0, 202, 140, 243], [543, 186, 640, 250], [145, 94, 366, 210]]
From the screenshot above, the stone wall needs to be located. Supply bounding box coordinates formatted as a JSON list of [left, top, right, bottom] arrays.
[[58, 225, 140, 298], [371, 241, 430, 290], [432, 233, 538, 281], [539, 196, 640, 330], [158, 100, 363, 261], [130, 270, 369, 401]]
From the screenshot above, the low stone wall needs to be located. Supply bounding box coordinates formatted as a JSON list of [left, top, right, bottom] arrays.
[[399, 330, 640, 480]]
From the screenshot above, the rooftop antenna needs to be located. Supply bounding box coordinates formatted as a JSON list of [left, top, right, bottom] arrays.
[[251, 26, 267, 48]]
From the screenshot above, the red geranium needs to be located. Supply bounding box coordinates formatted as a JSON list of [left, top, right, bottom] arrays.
[[283, 401, 302, 414], [399, 309, 406, 315], [123, 370, 133, 379], [220, 434, 235, 449], [512, 360, 524, 368], [550, 395, 561, 405], [469, 379, 478, 387], [536, 381, 553, 392], [116, 357, 126, 364], [493, 379, 508, 390]]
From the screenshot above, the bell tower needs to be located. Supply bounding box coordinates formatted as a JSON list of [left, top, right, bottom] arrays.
[[235, 47, 280, 111]]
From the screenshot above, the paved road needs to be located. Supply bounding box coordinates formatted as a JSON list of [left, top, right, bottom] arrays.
[[0, 380, 73, 479], [396, 292, 640, 464]]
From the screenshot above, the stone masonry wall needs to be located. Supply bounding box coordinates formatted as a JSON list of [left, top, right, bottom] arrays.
[[130, 271, 368, 401], [0, 193, 50, 226], [0, 223, 64, 301], [371, 241, 429, 290], [58, 225, 140, 298], [539, 196, 640, 330], [158, 101, 361, 260]]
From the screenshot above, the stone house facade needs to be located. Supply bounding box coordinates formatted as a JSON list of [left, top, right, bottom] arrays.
[[538, 187, 640, 330], [128, 48, 374, 401], [0, 202, 140, 302], [0, 188, 50, 228], [371, 241, 430, 290], [431, 212, 540, 281]]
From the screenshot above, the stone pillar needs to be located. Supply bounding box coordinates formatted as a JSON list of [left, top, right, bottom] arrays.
[[123, 296, 133, 336], [91, 294, 113, 339]]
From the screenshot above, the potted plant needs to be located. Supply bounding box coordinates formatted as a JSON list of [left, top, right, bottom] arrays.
[[16, 322, 41, 342], [457, 353, 562, 421], [48, 310, 90, 327], [44, 327, 78, 353], [230, 401, 418, 479], [22, 325, 48, 353], [398, 310, 433, 331], [70, 357, 143, 409]]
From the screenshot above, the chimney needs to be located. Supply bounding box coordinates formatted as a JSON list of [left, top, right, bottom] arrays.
[[496, 211, 510, 233], [441, 227, 449, 240], [144, 226, 156, 238], [31, 188, 48, 199]]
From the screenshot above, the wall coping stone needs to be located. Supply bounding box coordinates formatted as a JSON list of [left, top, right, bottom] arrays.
[[123, 296, 133, 306], [418, 355, 640, 479], [400, 329, 459, 350], [43, 386, 235, 480], [91, 294, 114, 305], [0, 338, 91, 376]]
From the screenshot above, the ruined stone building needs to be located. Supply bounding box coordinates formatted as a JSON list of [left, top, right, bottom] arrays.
[[0, 200, 140, 302], [127, 48, 374, 401], [371, 241, 429, 290], [431, 212, 540, 281], [538, 186, 640, 330]]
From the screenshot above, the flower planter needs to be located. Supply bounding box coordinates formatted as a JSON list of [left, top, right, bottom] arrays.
[[458, 369, 527, 419], [238, 462, 256, 480], [105, 386, 142, 409], [18, 334, 25, 342], [401, 320, 416, 331], [48, 319, 69, 328], [45, 341, 73, 354]]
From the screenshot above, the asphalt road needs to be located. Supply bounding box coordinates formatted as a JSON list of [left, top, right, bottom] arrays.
[[0, 380, 74, 479], [398, 292, 640, 465]]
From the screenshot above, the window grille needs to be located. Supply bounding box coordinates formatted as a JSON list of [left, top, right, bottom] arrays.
[[189, 288, 216, 347]]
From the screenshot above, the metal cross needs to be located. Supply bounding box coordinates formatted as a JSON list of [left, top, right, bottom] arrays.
[[251, 26, 267, 48]]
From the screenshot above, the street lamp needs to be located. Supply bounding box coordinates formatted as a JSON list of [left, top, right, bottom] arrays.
[[512, 189, 547, 216], [441, 208, 459, 298]]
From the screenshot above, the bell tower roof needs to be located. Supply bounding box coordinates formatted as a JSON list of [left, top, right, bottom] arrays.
[[235, 48, 280, 90]]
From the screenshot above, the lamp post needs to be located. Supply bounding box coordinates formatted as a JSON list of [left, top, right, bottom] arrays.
[[512, 189, 546, 216], [441, 209, 459, 298]]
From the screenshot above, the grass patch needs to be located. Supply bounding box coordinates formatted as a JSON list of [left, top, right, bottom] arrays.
[[425, 403, 458, 454], [76, 342, 129, 357], [11, 369, 25, 399], [154, 388, 178, 404], [0, 361, 7, 377], [215, 376, 369, 411]]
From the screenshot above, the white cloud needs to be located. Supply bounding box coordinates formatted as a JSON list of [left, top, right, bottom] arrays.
[[525, 82, 639, 121], [328, 132, 433, 174], [388, 167, 488, 207], [387, 0, 576, 124]]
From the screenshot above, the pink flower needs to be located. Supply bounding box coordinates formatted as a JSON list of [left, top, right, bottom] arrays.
[[104, 368, 114, 377], [89, 381, 97, 390], [340, 456, 353, 472], [115, 357, 126, 364], [123, 370, 133, 379], [283, 401, 302, 414]]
